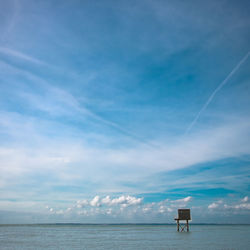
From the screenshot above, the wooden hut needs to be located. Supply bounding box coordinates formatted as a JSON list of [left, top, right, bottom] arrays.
[[174, 209, 191, 232]]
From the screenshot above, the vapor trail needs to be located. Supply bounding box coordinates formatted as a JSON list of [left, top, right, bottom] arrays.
[[186, 51, 250, 134], [3, 60, 155, 148], [0, 47, 46, 65]]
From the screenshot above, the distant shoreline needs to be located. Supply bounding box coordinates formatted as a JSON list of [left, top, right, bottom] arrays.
[[1, 223, 250, 226]]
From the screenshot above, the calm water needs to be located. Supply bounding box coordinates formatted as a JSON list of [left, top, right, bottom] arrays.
[[0, 224, 250, 249]]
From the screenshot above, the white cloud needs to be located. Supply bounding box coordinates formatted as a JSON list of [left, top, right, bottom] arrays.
[[208, 202, 219, 209], [158, 205, 166, 213], [109, 195, 143, 206], [2, 110, 249, 186], [69, 195, 190, 218], [77, 210, 88, 216], [1, 96, 250, 198], [234, 203, 250, 210], [89, 195, 143, 208], [101, 196, 111, 205], [73, 195, 143, 214], [106, 208, 112, 215], [76, 199, 89, 208], [242, 196, 248, 203], [167, 207, 173, 212], [173, 196, 192, 203], [170, 196, 192, 208], [43, 195, 193, 219], [0, 67, 250, 207], [90, 196, 101, 207], [66, 207, 72, 212], [55, 210, 64, 215], [18, 194, 227, 222], [142, 207, 151, 213], [157, 205, 173, 214], [224, 203, 250, 210], [208, 200, 223, 209], [208, 198, 250, 211]]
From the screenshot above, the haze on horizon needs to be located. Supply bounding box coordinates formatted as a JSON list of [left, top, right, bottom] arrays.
[[0, 0, 250, 224]]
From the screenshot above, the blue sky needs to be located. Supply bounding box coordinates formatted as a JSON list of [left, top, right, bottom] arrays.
[[0, 0, 250, 223]]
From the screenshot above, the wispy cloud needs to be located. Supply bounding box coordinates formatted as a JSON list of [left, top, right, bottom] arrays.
[[0, 0, 250, 223], [0, 109, 250, 194], [0, 59, 153, 147]]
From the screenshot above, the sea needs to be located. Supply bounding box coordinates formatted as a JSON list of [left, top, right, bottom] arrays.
[[0, 224, 250, 249]]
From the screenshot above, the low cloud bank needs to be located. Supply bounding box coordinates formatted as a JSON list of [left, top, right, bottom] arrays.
[[208, 196, 250, 211], [46, 195, 192, 218]]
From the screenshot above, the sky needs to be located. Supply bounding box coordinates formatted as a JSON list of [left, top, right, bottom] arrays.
[[0, 0, 250, 224]]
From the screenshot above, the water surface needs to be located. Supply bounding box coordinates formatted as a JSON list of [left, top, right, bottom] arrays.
[[0, 224, 249, 249]]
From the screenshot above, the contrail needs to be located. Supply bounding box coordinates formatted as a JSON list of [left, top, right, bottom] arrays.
[[186, 51, 250, 134], [2, 61, 155, 148], [78, 106, 157, 148], [1, 0, 20, 42], [0, 47, 46, 65]]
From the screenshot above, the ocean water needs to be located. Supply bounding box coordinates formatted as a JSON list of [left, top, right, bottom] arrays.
[[0, 224, 250, 250]]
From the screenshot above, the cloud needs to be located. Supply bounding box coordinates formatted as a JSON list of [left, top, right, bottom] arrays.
[[108, 195, 143, 206], [224, 197, 250, 211], [10, 194, 250, 223], [106, 208, 112, 215], [233, 203, 250, 210], [55, 210, 64, 215], [208, 203, 218, 209], [45, 195, 191, 219], [90, 196, 101, 207], [1, 51, 250, 198], [76, 199, 89, 208], [168, 196, 192, 209], [77, 195, 143, 208], [242, 196, 248, 203], [158, 205, 173, 214], [224, 203, 250, 210], [1, 107, 250, 198], [208, 200, 222, 209], [101, 196, 112, 205], [0, 60, 153, 147], [173, 196, 192, 203], [208, 198, 250, 211]]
